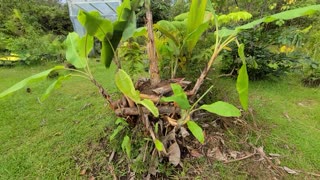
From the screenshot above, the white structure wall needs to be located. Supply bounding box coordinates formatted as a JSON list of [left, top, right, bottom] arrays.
[[67, 0, 121, 36]]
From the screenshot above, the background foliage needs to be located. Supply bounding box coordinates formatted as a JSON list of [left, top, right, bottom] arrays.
[[210, 0, 320, 82], [0, 0, 72, 64]]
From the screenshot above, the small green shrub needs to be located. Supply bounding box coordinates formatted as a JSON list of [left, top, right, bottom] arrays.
[[0, 1, 69, 64], [4, 33, 65, 64], [220, 27, 300, 80], [301, 57, 320, 87]]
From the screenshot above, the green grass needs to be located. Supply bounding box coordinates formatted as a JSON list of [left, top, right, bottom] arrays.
[[249, 76, 320, 172], [0, 63, 319, 178], [0, 62, 118, 179], [212, 74, 320, 175]]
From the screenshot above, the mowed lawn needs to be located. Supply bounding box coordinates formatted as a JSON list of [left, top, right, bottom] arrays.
[[249, 76, 320, 172], [213, 74, 320, 175], [0, 62, 319, 178], [0, 62, 118, 178]]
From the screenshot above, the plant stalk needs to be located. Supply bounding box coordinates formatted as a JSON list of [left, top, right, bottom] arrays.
[[90, 78, 113, 106], [190, 34, 236, 97], [190, 47, 220, 96], [145, 0, 160, 86]]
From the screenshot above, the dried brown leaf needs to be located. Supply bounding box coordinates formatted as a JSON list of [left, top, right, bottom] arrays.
[[148, 150, 159, 176], [81, 103, 93, 110], [256, 146, 266, 157], [297, 102, 306, 107], [283, 112, 291, 121], [283, 166, 298, 175], [180, 127, 190, 138], [214, 148, 227, 161], [165, 116, 178, 126], [229, 151, 239, 159], [190, 149, 203, 158], [168, 142, 181, 166], [162, 129, 176, 148]]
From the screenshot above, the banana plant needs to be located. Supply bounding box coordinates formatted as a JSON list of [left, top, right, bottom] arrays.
[[154, 0, 210, 78], [1, 1, 320, 161], [161, 83, 241, 144], [78, 0, 144, 68], [154, 1, 252, 78]]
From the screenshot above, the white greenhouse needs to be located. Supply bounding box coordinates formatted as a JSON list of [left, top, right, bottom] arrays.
[[67, 0, 121, 36]]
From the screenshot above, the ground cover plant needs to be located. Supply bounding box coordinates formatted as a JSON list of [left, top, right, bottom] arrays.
[[1, 0, 320, 178]]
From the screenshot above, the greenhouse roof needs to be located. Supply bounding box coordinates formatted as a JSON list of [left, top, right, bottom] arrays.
[[67, 0, 121, 36]]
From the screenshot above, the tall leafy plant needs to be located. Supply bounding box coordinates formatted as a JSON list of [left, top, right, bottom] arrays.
[[155, 5, 252, 79], [155, 0, 210, 78]]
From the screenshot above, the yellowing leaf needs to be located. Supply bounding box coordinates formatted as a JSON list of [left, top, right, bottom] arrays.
[[279, 45, 294, 53]]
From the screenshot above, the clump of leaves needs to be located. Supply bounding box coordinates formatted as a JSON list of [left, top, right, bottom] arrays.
[[220, 27, 298, 80], [118, 40, 147, 76]]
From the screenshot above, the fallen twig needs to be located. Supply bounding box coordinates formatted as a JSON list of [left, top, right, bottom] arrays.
[[223, 150, 256, 164], [107, 164, 117, 180], [289, 168, 320, 177], [218, 68, 235, 78], [108, 149, 116, 163], [255, 146, 284, 176]]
